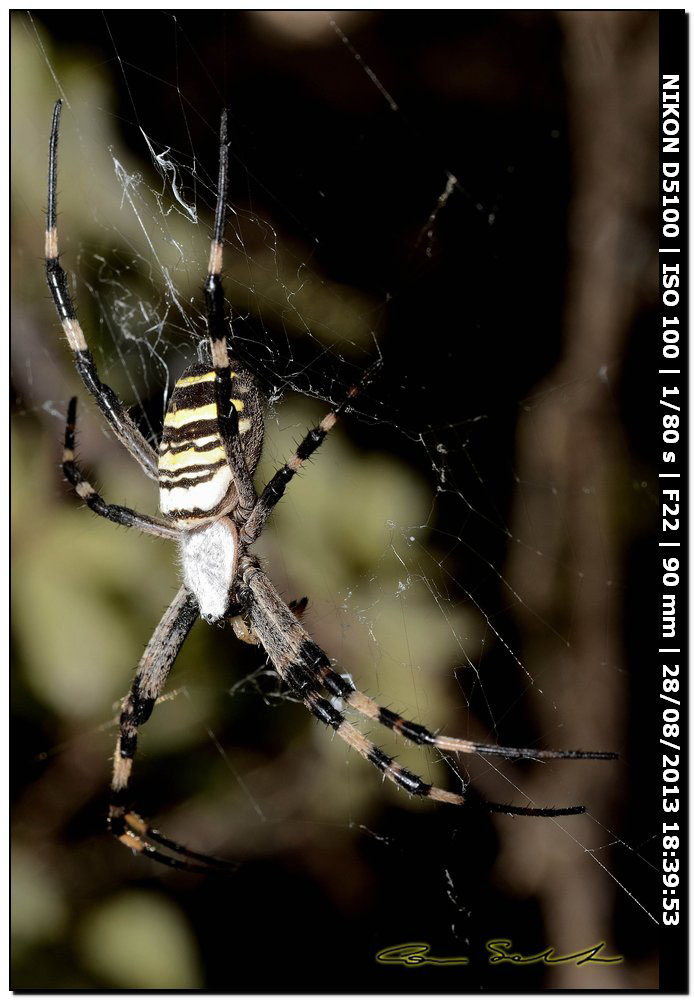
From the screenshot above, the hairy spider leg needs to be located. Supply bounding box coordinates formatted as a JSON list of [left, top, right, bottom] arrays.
[[298, 641, 618, 762], [233, 595, 308, 645], [240, 359, 382, 547], [109, 585, 236, 872], [63, 398, 180, 541], [243, 567, 587, 818], [242, 569, 615, 762], [45, 100, 159, 481], [203, 108, 257, 520]]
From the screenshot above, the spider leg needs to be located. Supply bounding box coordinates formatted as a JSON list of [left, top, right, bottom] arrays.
[[45, 100, 159, 481], [241, 566, 588, 818], [232, 594, 307, 645], [63, 398, 179, 541], [203, 109, 257, 519], [231, 597, 308, 646], [243, 568, 615, 762], [120, 813, 238, 873], [298, 641, 617, 762], [300, 689, 583, 818], [109, 585, 235, 872], [239, 361, 381, 547]]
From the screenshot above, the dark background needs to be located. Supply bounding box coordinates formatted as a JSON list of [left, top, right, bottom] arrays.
[[12, 11, 659, 990]]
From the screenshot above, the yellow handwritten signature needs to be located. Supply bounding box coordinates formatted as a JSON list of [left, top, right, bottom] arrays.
[[376, 943, 469, 967], [486, 939, 623, 966], [376, 940, 623, 969]]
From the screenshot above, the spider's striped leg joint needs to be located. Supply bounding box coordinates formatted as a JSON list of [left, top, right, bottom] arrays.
[[62, 398, 179, 540], [304, 690, 343, 729], [73, 349, 128, 421], [214, 367, 258, 519], [299, 638, 436, 748], [45, 100, 158, 480], [204, 273, 229, 369], [62, 396, 78, 461], [363, 743, 433, 797], [238, 360, 382, 549], [204, 107, 230, 360], [110, 678, 157, 805], [283, 660, 322, 699], [374, 707, 436, 747], [299, 639, 354, 700], [106, 588, 237, 871], [301, 689, 436, 798], [241, 421, 333, 539], [120, 678, 157, 747]]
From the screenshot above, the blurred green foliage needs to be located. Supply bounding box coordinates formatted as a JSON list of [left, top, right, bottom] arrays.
[[77, 892, 202, 988]]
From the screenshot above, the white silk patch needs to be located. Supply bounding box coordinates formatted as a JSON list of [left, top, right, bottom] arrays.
[[179, 519, 238, 622]]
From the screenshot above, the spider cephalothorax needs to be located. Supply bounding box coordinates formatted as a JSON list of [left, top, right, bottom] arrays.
[[47, 100, 616, 873]]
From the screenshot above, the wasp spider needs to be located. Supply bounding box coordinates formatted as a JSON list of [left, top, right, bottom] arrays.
[[45, 101, 616, 873]]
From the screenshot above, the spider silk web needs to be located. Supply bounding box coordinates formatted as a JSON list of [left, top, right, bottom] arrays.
[[12, 11, 659, 991]]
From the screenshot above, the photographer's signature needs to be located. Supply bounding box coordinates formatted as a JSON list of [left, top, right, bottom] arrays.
[[375, 940, 623, 969], [376, 943, 470, 967], [486, 939, 623, 967]]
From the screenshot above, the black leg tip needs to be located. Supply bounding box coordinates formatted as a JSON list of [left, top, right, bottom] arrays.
[[485, 801, 586, 818]]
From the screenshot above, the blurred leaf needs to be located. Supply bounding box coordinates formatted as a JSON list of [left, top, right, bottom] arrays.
[[11, 851, 68, 954], [77, 891, 201, 989]]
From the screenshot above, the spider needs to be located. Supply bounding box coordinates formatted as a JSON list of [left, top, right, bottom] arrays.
[[45, 100, 616, 873]]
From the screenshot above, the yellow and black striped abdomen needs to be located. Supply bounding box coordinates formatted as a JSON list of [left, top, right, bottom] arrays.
[[159, 362, 263, 525]]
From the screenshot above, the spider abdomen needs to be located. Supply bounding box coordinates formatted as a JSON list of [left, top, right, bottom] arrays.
[[159, 363, 263, 525]]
